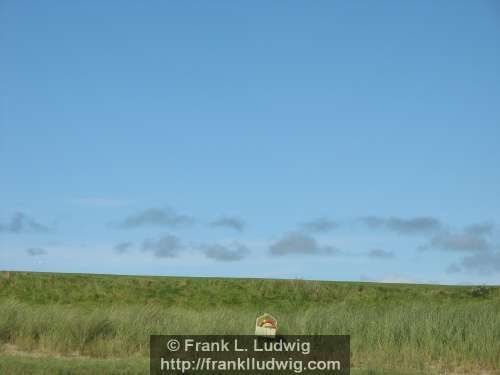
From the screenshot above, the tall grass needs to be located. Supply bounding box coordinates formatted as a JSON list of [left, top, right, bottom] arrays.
[[1, 299, 499, 373], [0, 354, 425, 375], [1, 272, 499, 374], [0, 354, 148, 375]]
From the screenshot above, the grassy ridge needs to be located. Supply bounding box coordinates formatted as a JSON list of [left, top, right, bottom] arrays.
[[1, 271, 493, 308], [1, 271, 499, 374]]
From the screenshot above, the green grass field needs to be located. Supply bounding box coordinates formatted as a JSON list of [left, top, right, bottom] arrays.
[[0, 271, 499, 374]]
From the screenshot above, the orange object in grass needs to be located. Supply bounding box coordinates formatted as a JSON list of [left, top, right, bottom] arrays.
[[259, 319, 276, 328]]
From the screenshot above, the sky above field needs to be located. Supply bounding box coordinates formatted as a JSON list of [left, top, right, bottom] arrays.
[[1, 1, 500, 285]]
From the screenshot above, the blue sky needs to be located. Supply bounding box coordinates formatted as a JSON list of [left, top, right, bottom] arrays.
[[1, 1, 499, 284]]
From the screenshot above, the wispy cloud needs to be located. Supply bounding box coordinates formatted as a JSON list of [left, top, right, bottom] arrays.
[[269, 232, 339, 256], [426, 223, 500, 275], [428, 231, 491, 252], [200, 242, 250, 262], [0, 213, 50, 234], [301, 217, 338, 233], [119, 207, 194, 229], [360, 216, 442, 235], [448, 250, 500, 275], [419, 224, 493, 252], [114, 241, 134, 254], [209, 216, 245, 232], [26, 247, 47, 256], [367, 248, 395, 259], [464, 222, 494, 236], [142, 235, 183, 258]]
